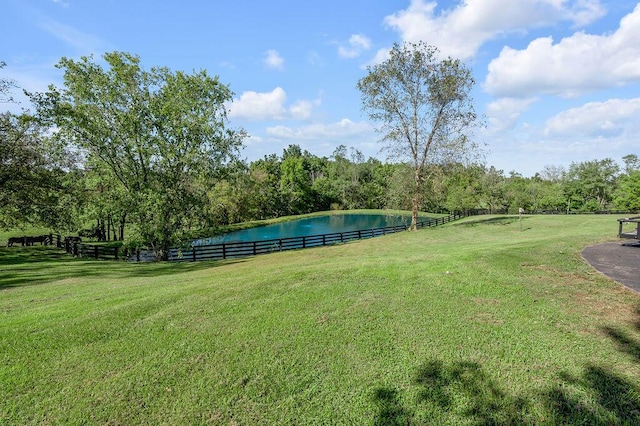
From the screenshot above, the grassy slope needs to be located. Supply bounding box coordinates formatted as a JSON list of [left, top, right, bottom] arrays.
[[1, 215, 639, 424]]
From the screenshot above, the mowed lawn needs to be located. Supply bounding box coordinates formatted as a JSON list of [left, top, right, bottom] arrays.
[[1, 215, 639, 424]]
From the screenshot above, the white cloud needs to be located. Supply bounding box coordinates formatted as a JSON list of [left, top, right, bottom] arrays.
[[228, 87, 287, 120], [264, 49, 284, 70], [338, 34, 372, 58], [289, 100, 314, 120], [361, 48, 391, 69], [544, 98, 640, 137], [485, 97, 538, 132], [383, 0, 605, 60], [39, 17, 112, 54], [266, 119, 373, 140], [485, 4, 640, 98], [228, 87, 321, 121]]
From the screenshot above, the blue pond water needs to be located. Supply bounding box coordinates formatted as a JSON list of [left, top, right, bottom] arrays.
[[197, 213, 412, 245]]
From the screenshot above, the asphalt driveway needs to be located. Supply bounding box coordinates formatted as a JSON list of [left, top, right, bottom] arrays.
[[582, 241, 640, 293]]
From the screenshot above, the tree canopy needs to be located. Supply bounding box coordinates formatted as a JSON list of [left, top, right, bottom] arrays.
[[34, 52, 244, 259], [357, 42, 481, 229]]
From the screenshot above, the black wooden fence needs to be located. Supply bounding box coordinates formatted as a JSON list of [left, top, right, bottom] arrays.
[[53, 213, 464, 262], [19, 210, 640, 262], [169, 213, 464, 262]]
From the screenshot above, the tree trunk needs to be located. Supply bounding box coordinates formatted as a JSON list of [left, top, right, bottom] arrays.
[[119, 212, 126, 241], [410, 171, 421, 230]]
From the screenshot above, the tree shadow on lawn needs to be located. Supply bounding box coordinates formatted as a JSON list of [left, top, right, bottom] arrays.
[[0, 246, 245, 290], [373, 352, 640, 424], [542, 304, 640, 424], [373, 360, 529, 425]]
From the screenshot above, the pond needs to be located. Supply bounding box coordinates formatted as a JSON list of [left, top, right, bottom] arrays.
[[196, 213, 413, 246]]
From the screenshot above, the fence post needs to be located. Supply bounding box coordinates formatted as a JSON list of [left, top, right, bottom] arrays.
[[95, 245, 99, 259], [192, 246, 196, 262], [222, 244, 227, 259], [114, 247, 118, 261]]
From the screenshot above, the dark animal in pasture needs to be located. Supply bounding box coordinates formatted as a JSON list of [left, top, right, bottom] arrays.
[[7, 236, 24, 247], [27, 235, 50, 246], [64, 236, 82, 244]]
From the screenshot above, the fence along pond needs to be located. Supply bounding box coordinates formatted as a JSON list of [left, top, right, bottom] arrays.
[[169, 214, 462, 262], [54, 213, 463, 262]]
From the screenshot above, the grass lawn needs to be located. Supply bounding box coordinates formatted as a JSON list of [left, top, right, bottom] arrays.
[[1, 214, 639, 424]]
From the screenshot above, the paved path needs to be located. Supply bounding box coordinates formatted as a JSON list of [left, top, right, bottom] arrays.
[[582, 242, 640, 293]]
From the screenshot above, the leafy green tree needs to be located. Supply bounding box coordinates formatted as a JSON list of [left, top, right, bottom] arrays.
[[249, 154, 286, 218], [280, 155, 314, 214], [622, 154, 640, 175], [480, 166, 506, 213], [358, 42, 480, 229], [443, 163, 483, 213], [0, 112, 74, 229], [562, 159, 619, 212], [35, 52, 244, 259], [613, 171, 640, 212]]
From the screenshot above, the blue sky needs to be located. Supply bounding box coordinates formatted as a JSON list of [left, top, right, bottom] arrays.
[[3, 0, 640, 176]]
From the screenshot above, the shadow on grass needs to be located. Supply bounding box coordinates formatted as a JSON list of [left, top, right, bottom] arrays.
[[544, 365, 640, 424], [546, 303, 640, 424], [0, 246, 245, 290], [373, 355, 640, 424], [373, 360, 528, 425]]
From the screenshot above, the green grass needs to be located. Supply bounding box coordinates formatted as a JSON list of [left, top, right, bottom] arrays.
[[1, 215, 639, 424]]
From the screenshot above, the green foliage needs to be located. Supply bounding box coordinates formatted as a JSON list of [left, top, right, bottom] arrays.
[[34, 52, 244, 258], [0, 112, 75, 230], [562, 159, 620, 212], [613, 171, 640, 211]]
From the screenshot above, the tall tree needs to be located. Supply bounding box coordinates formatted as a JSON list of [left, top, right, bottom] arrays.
[[0, 112, 74, 229], [35, 52, 244, 259], [357, 42, 480, 229], [613, 171, 640, 212]]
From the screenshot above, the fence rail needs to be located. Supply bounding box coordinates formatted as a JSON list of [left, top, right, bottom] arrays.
[[169, 213, 465, 262], [23, 210, 636, 262]]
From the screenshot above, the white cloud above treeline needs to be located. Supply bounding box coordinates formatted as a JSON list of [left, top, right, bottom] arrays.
[[544, 98, 640, 137], [228, 87, 320, 121], [338, 34, 372, 58], [484, 4, 640, 98], [383, 0, 605, 60]]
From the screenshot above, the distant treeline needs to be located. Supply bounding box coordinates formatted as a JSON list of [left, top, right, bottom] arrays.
[[2, 136, 638, 240]]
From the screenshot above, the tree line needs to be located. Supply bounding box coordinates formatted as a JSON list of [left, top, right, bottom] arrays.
[[2, 50, 638, 260]]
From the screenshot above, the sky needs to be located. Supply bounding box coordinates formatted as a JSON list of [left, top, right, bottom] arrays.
[[2, 0, 640, 176]]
